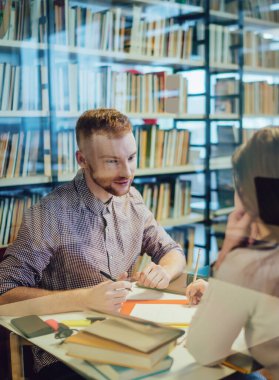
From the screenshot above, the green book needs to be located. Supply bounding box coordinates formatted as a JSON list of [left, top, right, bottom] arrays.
[[86, 355, 173, 380]]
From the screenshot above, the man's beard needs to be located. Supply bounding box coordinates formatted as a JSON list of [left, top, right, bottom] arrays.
[[88, 165, 133, 197]]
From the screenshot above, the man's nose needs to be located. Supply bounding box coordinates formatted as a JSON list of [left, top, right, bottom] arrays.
[[120, 162, 132, 177]]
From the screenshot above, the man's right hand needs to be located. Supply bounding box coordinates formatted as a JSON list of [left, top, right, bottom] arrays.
[[80, 280, 132, 312]]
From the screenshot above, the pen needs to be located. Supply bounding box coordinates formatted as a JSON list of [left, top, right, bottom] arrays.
[[100, 270, 116, 281], [100, 270, 132, 291]]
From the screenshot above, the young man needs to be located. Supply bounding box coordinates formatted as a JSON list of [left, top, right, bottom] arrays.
[[0, 109, 185, 379]]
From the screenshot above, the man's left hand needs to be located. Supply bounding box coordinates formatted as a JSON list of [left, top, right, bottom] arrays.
[[134, 262, 171, 289]]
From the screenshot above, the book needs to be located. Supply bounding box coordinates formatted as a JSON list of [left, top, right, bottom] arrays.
[[6, 132, 19, 177], [87, 355, 173, 380], [215, 169, 234, 209], [211, 124, 237, 158], [83, 311, 184, 354], [222, 352, 262, 374], [65, 331, 175, 370]]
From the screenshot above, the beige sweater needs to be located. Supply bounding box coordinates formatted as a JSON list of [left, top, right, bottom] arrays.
[[186, 246, 279, 379]]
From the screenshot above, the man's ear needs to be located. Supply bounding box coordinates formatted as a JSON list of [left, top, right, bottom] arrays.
[[76, 151, 87, 168]]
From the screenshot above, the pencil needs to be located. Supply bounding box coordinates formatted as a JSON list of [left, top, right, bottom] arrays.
[[193, 250, 201, 282]]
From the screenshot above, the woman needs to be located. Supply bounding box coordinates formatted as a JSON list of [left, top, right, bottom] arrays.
[[186, 127, 279, 379]]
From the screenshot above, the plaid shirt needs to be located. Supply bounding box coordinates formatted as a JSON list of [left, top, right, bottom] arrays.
[[0, 170, 183, 372]]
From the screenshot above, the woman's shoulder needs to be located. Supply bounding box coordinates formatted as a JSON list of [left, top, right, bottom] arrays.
[[215, 245, 279, 292]]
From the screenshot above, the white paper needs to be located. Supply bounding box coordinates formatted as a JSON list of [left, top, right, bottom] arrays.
[[130, 304, 197, 325], [127, 284, 187, 301]]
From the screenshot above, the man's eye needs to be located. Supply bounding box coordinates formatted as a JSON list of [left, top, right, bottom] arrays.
[[128, 156, 136, 161], [106, 160, 118, 164]]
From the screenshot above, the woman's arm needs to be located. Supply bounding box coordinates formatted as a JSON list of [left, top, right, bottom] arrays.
[[186, 278, 253, 365]]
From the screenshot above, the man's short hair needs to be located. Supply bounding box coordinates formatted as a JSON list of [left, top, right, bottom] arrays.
[[76, 108, 132, 148]]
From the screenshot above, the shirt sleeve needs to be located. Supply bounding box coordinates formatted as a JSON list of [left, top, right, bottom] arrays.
[[186, 278, 253, 365], [141, 206, 184, 263], [0, 204, 58, 295]]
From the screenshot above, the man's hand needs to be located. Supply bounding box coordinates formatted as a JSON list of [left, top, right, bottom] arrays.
[[80, 280, 132, 312], [134, 262, 171, 289], [185, 279, 208, 305]]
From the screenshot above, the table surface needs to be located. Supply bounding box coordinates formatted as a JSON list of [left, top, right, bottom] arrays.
[[0, 287, 240, 380]]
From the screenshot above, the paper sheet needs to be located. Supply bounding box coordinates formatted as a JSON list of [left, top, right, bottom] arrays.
[[127, 283, 187, 301], [130, 304, 197, 325]]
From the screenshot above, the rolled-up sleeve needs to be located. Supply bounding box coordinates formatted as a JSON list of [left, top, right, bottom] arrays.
[[0, 205, 58, 295], [142, 207, 184, 263]]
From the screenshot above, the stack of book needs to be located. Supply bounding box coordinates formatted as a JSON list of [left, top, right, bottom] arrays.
[[64, 310, 184, 379]]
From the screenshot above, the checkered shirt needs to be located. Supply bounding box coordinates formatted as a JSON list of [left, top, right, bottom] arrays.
[[0, 170, 184, 373]]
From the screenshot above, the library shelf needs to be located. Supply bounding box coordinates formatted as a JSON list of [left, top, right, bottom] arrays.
[[209, 63, 239, 72], [209, 113, 240, 120], [211, 207, 234, 218], [243, 66, 279, 76], [136, 164, 204, 176], [209, 10, 238, 21], [0, 176, 51, 188], [0, 111, 49, 118], [55, 112, 206, 120], [0, 40, 47, 51], [244, 17, 279, 30], [127, 0, 203, 13], [210, 157, 232, 171], [243, 114, 279, 120], [160, 213, 204, 228], [52, 45, 205, 69]]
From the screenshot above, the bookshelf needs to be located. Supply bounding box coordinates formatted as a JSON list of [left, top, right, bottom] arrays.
[[208, 0, 279, 259], [0, 0, 278, 267]]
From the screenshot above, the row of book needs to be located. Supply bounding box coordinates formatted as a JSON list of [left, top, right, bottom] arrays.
[[0, 0, 47, 42], [215, 77, 239, 96], [214, 98, 239, 114], [0, 129, 51, 179], [209, 24, 238, 65], [52, 2, 199, 60], [135, 125, 190, 169], [243, 0, 279, 22], [54, 66, 188, 114], [211, 0, 279, 22], [168, 227, 195, 267], [57, 130, 79, 176], [210, 26, 279, 69], [244, 82, 279, 115], [244, 31, 279, 69], [137, 178, 191, 221], [0, 63, 48, 111], [0, 193, 44, 246]]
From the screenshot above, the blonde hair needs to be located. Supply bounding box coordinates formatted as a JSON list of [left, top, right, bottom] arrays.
[[76, 109, 132, 148], [232, 127, 279, 219], [232, 127, 279, 296]]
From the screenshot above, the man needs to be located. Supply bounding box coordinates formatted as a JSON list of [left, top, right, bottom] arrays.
[[0, 109, 185, 379]]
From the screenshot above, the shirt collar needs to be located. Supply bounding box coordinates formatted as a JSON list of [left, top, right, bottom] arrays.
[[74, 170, 112, 215]]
